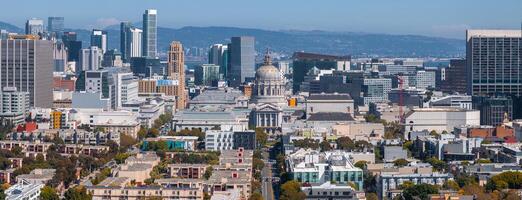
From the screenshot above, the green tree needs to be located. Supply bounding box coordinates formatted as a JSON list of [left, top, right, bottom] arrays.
[[392, 158, 409, 167], [255, 128, 268, 147], [425, 157, 448, 172], [477, 159, 492, 164], [40, 186, 60, 200], [336, 137, 355, 150], [293, 138, 319, 149], [137, 127, 147, 139], [366, 193, 378, 200], [249, 192, 264, 200], [354, 161, 367, 170], [486, 171, 522, 191], [280, 180, 306, 200], [64, 186, 92, 200], [319, 140, 332, 152], [443, 180, 460, 191], [402, 184, 439, 200], [114, 153, 130, 164], [203, 166, 213, 180]]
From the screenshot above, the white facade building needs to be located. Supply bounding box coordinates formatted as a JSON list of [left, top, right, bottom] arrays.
[[79, 46, 102, 71], [404, 108, 480, 134], [127, 27, 142, 58], [5, 180, 44, 200], [0, 87, 29, 125], [415, 70, 436, 89], [113, 72, 139, 109], [205, 130, 234, 151]]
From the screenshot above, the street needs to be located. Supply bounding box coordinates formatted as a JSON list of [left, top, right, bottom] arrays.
[[261, 150, 275, 200]]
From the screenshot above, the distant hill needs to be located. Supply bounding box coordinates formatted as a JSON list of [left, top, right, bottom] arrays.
[[1, 21, 464, 57], [0, 21, 24, 33]]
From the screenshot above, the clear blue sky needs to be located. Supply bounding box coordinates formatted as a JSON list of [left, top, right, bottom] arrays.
[[2, 0, 521, 39]]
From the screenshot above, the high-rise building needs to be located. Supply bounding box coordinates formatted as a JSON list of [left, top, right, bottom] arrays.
[[53, 41, 68, 72], [195, 64, 220, 86], [466, 30, 522, 96], [91, 29, 107, 54], [229, 36, 255, 86], [167, 41, 186, 109], [126, 27, 142, 59], [48, 17, 64, 38], [79, 46, 103, 72], [62, 32, 82, 62], [25, 18, 44, 36], [142, 9, 157, 58], [0, 37, 53, 107], [112, 72, 138, 109], [208, 44, 228, 78], [0, 87, 30, 125], [441, 59, 467, 94], [120, 22, 132, 62]]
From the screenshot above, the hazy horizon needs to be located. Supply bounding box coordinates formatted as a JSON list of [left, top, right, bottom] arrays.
[[1, 0, 521, 39]]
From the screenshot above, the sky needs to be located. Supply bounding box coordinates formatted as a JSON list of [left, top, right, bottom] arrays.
[[1, 0, 521, 39]]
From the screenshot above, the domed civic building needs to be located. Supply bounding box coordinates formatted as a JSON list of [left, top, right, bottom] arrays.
[[250, 51, 287, 134], [251, 52, 286, 107]]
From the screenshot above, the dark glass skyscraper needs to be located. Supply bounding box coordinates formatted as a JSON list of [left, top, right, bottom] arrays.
[[62, 32, 82, 62], [142, 9, 157, 58], [120, 21, 132, 62], [228, 36, 255, 87], [91, 29, 107, 54], [48, 17, 64, 38]]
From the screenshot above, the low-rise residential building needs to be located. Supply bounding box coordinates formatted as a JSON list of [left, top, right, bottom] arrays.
[[5, 180, 44, 200], [58, 129, 120, 145], [378, 172, 452, 199], [168, 164, 208, 179], [16, 169, 56, 184], [58, 144, 110, 157], [286, 149, 364, 189], [0, 140, 53, 159], [87, 180, 204, 200], [301, 182, 363, 200]]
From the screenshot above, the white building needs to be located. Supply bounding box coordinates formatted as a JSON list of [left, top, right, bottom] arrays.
[[79, 46, 102, 71], [5, 180, 44, 200], [301, 182, 361, 200], [378, 172, 452, 199], [286, 149, 364, 189], [126, 27, 142, 59], [25, 18, 44, 35], [0, 87, 29, 125], [429, 95, 472, 110], [404, 108, 480, 134], [113, 72, 139, 109], [205, 130, 234, 151], [306, 93, 355, 117], [415, 70, 436, 89]]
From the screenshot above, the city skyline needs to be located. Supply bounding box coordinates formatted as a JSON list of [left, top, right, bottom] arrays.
[[0, 0, 520, 39]]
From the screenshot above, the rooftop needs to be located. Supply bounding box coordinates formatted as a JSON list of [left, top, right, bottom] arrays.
[[308, 93, 353, 101], [307, 112, 354, 122]]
